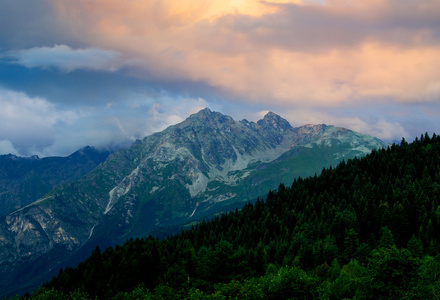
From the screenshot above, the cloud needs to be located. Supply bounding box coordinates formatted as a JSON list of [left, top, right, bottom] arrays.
[[0, 140, 20, 156], [3, 0, 440, 105], [368, 120, 409, 142], [0, 86, 210, 157], [0, 0, 65, 49], [5, 44, 132, 72], [37, 0, 440, 106], [0, 87, 80, 156], [37, 95, 210, 157]]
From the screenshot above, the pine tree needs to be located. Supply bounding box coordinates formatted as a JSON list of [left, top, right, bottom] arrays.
[[379, 226, 395, 248]]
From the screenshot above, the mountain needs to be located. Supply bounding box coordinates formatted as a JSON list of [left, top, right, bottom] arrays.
[[0, 108, 386, 296], [0, 146, 111, 217], [32, 134, 440, 300]]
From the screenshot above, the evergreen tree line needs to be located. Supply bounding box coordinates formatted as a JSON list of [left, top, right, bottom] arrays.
[[11, 133, 440, 299]]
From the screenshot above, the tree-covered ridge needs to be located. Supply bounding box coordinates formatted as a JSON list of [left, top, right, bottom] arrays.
[[17, 133, 440, 299]]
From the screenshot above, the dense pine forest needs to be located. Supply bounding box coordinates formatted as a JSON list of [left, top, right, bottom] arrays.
[[11, 133, 440, 299]]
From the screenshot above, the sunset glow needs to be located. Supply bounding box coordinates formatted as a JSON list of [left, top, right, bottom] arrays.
[[1, 0, 440, 156]]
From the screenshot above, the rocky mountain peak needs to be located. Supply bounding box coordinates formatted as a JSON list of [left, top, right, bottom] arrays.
[[257, 112, 293, 132], [192, 107, 212, 117], [182, 108, 235, 128]]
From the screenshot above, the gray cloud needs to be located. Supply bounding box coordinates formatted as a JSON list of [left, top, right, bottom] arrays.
[[0, 0, 76, 50], [6, 45, 131, 72], [0, 86, 210, 157], [0, 140, 19, 156], [0, 87, 79, 156], [39, 96, 210, 157]]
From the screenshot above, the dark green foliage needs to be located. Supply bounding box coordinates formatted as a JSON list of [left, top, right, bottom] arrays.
[[20, 133, 440, 299], [360, 247, 420, 299]]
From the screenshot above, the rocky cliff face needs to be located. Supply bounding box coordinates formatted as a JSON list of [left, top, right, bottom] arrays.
[[0, 108, 387, 296]]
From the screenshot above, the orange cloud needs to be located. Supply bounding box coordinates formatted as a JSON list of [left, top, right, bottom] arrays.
[[50, 0, 440, 105]]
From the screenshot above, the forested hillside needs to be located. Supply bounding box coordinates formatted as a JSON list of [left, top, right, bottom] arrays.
[[16, 133, 440, 299]]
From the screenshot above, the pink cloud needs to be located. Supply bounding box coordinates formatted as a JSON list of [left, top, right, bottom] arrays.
[[43, 0, 440, 105]]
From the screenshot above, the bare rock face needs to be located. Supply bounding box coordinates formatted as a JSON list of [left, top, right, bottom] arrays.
[[0, 108, 387, 296]]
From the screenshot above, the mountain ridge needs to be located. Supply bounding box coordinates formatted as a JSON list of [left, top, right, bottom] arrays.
[[0, 108, 387, 296], [0, 146, 110, 217], [34, 133, 440, 300]]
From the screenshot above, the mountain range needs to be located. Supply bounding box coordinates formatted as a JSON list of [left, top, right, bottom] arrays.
[[35, 132, 440, 300], [0, 146, 110, 217], [0, 108, 387, 296]]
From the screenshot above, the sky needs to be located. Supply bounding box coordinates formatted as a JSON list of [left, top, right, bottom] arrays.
[[1, 0, 440, 157]]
